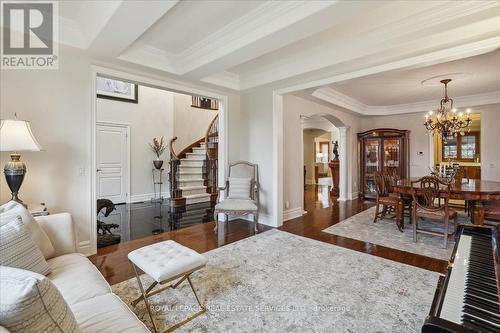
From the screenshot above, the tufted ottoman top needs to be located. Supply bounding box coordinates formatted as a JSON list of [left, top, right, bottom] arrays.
[[128, 241, 207, 282]]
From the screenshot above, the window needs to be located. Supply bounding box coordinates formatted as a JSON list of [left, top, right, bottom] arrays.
[[461, 134, 476, 159], [442, 132, 479, 161], [316, 141, 330, 163], [443, 137, 457, 159]]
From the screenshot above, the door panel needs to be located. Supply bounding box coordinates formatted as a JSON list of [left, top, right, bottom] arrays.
[[364, 138, 380, 196], [96, 124, 128, 204]]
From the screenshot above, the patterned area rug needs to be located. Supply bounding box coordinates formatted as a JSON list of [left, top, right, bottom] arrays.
[[113, 229, 439, 333], [322, 206, 469, 261]]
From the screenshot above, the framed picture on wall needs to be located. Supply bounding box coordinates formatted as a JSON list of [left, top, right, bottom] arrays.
[[96, 76, 139, 103]]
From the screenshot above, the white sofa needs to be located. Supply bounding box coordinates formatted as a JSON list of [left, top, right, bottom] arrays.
[[35, 213, 150, 333]]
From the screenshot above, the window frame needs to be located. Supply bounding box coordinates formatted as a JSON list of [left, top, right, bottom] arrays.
[[442, 131, 480, 162]]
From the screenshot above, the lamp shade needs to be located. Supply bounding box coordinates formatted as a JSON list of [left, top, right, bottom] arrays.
[[0, 119, 42, 152]]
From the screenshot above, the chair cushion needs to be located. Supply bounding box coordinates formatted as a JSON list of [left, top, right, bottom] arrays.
[[0, 201, 55, 259], [215, 199, 258, 212], [0, 266, 78, 333], [227, 177, 252, 200], [416, 207, 458, 220], [128, 240, 207, 283], [378, 196, 400, 206], [0, 217, 50, 275], [71, 294, 149, 333], [47, 253, 111, 306]]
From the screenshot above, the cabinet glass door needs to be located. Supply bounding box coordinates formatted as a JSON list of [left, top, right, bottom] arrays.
[[364, 138, 380, 195], [382, 139, 401, 177]]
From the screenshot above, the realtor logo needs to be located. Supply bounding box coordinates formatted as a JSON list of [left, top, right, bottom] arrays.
[[1, 1, 58, 69]]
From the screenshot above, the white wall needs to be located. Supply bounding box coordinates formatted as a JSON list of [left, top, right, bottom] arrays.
[[478, 105, 500, 181], [0, 46, 92, 248], [97, 85, 174, 201], [359, 104, 500, 181], [173, 93, 218, 152], [0, 44, 242, 255]]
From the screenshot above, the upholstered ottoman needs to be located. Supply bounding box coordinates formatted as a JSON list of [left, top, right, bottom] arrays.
[[128, 241, 207, 333]]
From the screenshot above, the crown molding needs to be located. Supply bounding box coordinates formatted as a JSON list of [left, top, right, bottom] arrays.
[[313, 87, 500, 116]]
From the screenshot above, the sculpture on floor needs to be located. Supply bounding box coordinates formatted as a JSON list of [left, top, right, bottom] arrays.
[[333, 140, 339, 160], [96, 198, 120, 247]]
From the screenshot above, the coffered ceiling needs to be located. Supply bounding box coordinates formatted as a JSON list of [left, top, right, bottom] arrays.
[[54, 0, 500, 102]]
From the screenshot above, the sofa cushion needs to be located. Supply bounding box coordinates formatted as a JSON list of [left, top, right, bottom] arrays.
[[0, 266, 78, 333], [0, 217, 51, 275], [47, 253, 111, 305], [0, 201, 55, 259], [72, 294, 150, 333]]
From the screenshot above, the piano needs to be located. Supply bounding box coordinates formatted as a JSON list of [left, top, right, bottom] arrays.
[[422, 225, 500, 333]]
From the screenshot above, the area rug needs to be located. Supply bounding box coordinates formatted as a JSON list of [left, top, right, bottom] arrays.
[[112, 229, 439, 333], [322, 206, 469, 261]]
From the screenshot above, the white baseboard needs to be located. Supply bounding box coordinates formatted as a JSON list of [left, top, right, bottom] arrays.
[[79, 240, 92, 256], [349, 192, 360, 200], [130, 192, 169, 203], [283, 207, 304, 221]]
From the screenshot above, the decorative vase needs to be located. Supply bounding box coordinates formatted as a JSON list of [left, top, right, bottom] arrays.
[[153, 160, 164, 170]]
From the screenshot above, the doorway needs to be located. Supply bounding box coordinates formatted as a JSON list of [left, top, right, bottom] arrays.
[[89, 66, 228, 255]]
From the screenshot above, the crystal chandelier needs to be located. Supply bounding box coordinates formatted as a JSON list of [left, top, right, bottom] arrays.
[[424, 79, 472, 138]]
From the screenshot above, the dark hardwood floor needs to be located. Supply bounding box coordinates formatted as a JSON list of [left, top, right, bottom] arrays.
[[92, 185, 447, 285]]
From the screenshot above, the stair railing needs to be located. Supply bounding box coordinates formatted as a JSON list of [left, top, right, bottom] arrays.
[[168, 137, 182, 199], [204, 114, 219, 196]]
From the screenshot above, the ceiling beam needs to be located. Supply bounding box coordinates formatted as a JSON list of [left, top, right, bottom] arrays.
[[176, 0, 381, 80], [86, 0, 179, 58]]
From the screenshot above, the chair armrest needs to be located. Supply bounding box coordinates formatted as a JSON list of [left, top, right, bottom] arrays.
[[35, 213, 78, 257]]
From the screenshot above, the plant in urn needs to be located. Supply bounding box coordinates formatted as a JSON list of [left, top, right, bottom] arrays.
[[150, 136, 166, 169]]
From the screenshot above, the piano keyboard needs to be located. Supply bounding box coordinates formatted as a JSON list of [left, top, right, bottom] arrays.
[[424, 226, 500, 333]]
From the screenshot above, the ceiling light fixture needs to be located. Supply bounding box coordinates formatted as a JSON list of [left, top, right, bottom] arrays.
[[424, 79, 472, 139]]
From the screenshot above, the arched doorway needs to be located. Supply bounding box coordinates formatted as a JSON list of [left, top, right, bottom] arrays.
[[301, 114, 349, 205]]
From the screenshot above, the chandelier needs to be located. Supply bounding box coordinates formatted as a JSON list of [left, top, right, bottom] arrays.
[[424, 79, 472, 138]]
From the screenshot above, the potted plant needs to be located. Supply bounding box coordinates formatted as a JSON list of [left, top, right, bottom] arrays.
[[149, 136, 166, 169]]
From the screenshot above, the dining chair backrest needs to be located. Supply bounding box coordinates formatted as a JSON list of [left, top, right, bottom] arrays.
[[227, 161, 259, 201], [374, 171, 388, 197], [410, 176, 451, 211]]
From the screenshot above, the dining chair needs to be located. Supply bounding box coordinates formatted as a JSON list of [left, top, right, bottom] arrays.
[[373, 171, 403, 232], [410, 176, 458, 249], [384, 170, 412, 224]]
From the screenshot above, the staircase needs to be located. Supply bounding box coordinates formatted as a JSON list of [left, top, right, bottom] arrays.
[[168, 114, 218, 212]]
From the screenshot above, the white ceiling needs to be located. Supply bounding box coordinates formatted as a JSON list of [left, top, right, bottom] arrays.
[[138, 1, 266, 54], [329, 50, 500, 106], [47, 0, 500, 102]]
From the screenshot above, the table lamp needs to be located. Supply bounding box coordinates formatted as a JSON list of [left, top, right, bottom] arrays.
[[0, 116, 42, 205]]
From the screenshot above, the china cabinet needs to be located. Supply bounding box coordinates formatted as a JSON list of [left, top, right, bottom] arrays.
[[358, 128, 410, 199]]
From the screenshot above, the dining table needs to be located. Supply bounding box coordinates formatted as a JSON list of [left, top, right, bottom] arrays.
[[393, 178, 500, 226]]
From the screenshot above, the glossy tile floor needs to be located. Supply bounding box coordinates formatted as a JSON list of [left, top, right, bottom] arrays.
[[92, 185, 448, 285], [97, 200, 213, 247]]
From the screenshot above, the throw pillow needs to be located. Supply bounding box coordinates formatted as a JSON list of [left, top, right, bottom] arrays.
[[0, 266, 78, 333], [227, 177, 252, 200], [0, 217, 51, 275], [0, 201, 55, 259]]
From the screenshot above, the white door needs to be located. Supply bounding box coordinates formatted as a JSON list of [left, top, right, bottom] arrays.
[[96, 123, 129, 204]]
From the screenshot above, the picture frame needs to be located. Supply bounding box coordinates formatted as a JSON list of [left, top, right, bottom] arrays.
[[96, 76, 139, 104]]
